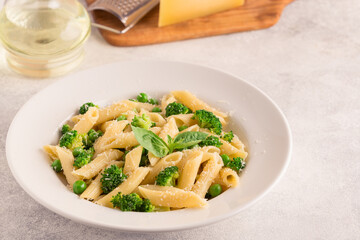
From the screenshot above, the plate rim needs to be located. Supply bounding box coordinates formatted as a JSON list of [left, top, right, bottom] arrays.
[[6, 60, 292, 232]]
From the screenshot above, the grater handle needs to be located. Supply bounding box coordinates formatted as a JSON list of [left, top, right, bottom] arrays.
[[91, 22, 130, 34]]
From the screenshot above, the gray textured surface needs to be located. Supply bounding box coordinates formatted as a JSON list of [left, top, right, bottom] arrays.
[[1, 0, 359, 239]]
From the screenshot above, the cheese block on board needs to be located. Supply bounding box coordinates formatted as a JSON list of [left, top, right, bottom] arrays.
[[158, 0, 245, 27]]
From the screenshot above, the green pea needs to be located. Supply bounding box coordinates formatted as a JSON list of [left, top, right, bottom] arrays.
[[73, 180, 87, 194], [149, 98, 159, 105], [73, 147, 83, 157], [209, 184, 222, 198], [151, 107, 162, 112], [117, 115, 127, 121], [51, 159, 62, 173], [221, 154, 231, 165], [178, 126, 188, 131], [137, 93, 148, 103]]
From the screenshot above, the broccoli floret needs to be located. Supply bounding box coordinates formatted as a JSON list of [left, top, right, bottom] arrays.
[[111, 192, 155, 212], [192, 110, 222, 135], [88, 129, 103, 142], [61, 124, 71, 134], [140, 199, 155, 212], [101, 165, 127, 194], [73, 148, 93, 168], [131, 114, 153, 130], [165, 102, 192, 117], [81, 129, 103, 149], [226, 157, 246, 172], [111, 192, 143, 211], [155, 166, 179, 186], [222, 131, 234, 143], [199, 135, 223, 148], [79, 102, 97, 114], [59, 130, 83, 150]]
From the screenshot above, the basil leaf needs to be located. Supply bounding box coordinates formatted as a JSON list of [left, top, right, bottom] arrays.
[[131, 126, 169, 158], [167, 135, 174, 145], [170, 132, 208, 151]]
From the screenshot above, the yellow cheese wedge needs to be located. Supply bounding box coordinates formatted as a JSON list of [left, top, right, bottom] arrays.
[[158, 0, 245, 27]]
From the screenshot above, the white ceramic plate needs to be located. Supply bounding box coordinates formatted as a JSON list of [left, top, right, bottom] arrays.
[[6, 61, 292, 232]]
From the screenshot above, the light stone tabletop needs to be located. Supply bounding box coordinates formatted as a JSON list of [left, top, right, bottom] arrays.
[[0, 0, 359, 239]]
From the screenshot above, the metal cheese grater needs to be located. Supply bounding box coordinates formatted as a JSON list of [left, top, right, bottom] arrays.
[[88, 0, 159, 34]]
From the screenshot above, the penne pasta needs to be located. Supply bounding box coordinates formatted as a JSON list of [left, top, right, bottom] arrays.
[[168, 114, 197, 127], [179, 124, 200, 133], [177, 151, 203, 191], [192, 153, 223, 198], [133, 102, 155, 112], [123, 146, 143, 175], [231, 134, 246, 151], [43, 145, 58, 161], [73, 107, 99, 134], [148, 152, 160, 166], [94, 120, 129, 154], [99, 120, 116, 133], [96, 100, 138, 125], [199, 146, 221, 163], [159, 117, 179, 143], [71, 114, 82, 124], [139, 185, 207, 208], [214, 167, 239, 188]]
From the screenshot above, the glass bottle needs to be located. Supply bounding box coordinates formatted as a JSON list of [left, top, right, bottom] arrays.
[[0, 0, 91, 77]]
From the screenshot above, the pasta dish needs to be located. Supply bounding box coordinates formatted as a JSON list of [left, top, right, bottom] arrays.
[[44, 91, 248, 212]]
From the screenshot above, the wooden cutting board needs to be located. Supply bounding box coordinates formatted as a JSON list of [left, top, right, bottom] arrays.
[[85, 0, 294, 46]]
